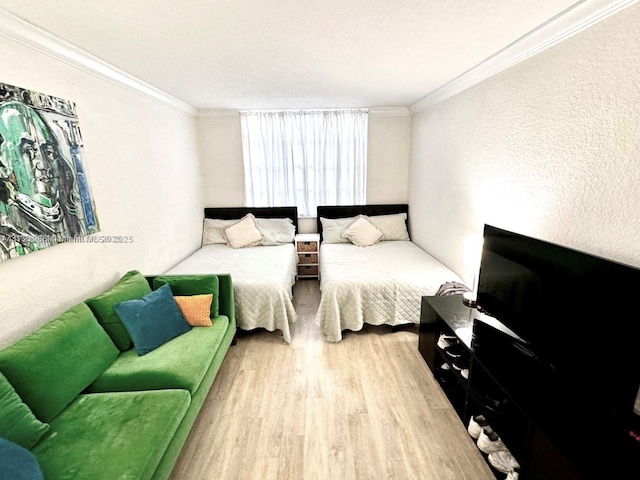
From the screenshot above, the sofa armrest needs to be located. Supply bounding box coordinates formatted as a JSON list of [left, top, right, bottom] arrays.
[[215, 274, 235, 321]]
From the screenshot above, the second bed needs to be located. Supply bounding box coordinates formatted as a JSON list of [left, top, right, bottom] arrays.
[[315, 204, 463, 342]]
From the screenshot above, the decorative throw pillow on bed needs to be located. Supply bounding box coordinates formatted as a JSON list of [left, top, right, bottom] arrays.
[[320, 216, 357, 243], [224, 213, 264, 248], [366, 213, 410, 241], [202, 218, 238, 245], [173, 294, 213, 327], [114, 284, 191, 356], [256, 218, 296, 246], [341, 215, 384, 247]]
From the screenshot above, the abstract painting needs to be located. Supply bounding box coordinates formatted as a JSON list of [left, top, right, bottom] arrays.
[[0, 82, 99, 262]]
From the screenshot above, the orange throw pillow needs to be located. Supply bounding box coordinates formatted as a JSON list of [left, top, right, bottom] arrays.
[[173, 294, 213, 327]]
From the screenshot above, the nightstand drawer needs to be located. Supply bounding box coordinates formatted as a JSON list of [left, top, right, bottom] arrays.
[[298, 253, 318, 264], [297, 265, 319, 276], [297, 241, 318, 252]]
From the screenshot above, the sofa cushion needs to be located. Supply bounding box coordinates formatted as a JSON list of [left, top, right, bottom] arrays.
[[0, 437, 44, 480], [31, 390, 190, 480], [114, 284, 191, 356], [0, 372, 49, 449], [85, 270, 153, 351], [153, 274, 219, 317], [0, 303, 119, 423], [174, 294, 213, 327], [87, 315, 229, 395]]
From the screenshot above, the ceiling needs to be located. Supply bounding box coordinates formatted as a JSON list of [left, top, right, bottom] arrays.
[[0, 0, 579, 110]]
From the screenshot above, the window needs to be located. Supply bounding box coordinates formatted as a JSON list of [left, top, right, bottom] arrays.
[[240, 109, 368, 217]]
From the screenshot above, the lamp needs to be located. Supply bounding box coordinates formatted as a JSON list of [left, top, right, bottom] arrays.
[[462, 235, 483, 307]]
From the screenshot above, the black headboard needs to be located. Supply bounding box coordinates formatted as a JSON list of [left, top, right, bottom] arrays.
[[316, 204, 409, 241], [204, 206, 299, 232]]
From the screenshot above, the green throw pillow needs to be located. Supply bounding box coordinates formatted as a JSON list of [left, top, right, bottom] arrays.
[[0, 373, 49, 449], [114, 283, 191, 356], [86, 270, 152, 351], [153, 274, 219, 317], [0, 303, 119, 423]]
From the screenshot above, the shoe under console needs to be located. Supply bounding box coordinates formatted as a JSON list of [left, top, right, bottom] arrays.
[[418, 294, 640, 480]]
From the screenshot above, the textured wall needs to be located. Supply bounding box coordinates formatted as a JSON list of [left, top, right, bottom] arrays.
[[0, 37, 203, 348], [409, 3, 640, 285], [198, 110, 410, 233]]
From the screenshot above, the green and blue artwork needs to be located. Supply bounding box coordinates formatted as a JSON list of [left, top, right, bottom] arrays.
[[0, 82, 99, 262]]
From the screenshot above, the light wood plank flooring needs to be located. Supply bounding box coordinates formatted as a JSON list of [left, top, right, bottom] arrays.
[[169, 280, 495, 480]]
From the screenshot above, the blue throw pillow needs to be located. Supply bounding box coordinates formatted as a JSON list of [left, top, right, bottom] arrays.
[[114, 283, 191, 356], [0, 437, 44, 480]]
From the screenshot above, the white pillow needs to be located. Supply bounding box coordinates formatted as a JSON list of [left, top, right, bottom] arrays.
[[341, 216, 383, 247], [202, 218, 238, 245], [320, 216, 357, 243], [223, 214, 264, 248], [366, 213, 410, 241], [256, 218, 296, 246]]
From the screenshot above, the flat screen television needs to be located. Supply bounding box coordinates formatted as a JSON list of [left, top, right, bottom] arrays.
[[476, 224, 640, 426]]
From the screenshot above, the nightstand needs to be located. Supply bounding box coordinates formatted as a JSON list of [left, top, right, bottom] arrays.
[[295, 233, 319, 280]]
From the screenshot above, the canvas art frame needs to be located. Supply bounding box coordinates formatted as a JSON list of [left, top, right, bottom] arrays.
[[0, 82, 99, 262]]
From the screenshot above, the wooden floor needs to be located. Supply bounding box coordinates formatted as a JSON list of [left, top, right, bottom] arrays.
[[169, 280, 495, 480]]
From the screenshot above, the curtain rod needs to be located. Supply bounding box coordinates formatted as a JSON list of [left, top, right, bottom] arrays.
[[239, 108, 369, 114]]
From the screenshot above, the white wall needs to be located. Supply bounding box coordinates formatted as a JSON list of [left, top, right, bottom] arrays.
[[197, 111, 245, 207], [0, 37, 203, 348], [198, 110, 411, 233], [367, 112, 411, 205], [408, 4, 640, 286]]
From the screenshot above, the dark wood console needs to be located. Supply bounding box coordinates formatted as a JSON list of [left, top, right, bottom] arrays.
[[419, 295, 639, 480]]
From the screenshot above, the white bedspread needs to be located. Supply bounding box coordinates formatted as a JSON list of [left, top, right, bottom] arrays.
[[165, 244, 298, 343], [316, 241, 463, 342]]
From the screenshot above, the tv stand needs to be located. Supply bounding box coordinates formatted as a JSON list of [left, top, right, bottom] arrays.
[[418, 295, 639, 480]]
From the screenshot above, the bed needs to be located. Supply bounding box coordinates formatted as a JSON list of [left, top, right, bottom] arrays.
[[164, 207, 299, 343], [315, 204, 464, 342]]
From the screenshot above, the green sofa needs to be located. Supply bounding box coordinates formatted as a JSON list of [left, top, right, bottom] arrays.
[[0, 271, 236, 480]]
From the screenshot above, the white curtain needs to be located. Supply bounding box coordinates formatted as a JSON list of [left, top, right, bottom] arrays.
[[240, 109, 368, 217]]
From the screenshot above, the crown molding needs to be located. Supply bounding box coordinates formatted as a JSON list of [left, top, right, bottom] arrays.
[[199, 107, 409, 116], [368, 107, 410, 117], [197, 109, 240, 118], [410, 0, 638, 113], [0, 7, 197, 116]]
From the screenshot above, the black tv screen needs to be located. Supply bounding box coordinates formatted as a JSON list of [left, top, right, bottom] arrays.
[[477, 224, 640, 418]]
